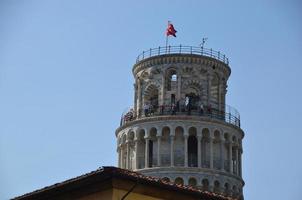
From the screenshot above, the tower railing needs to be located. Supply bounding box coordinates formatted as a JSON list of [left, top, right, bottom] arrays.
[[120, 103, 240, 128], [136, 45, 229, 65]]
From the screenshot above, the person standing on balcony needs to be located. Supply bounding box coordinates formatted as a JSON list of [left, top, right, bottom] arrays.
[[199, 102, 204, 116], [176, 100, 180, 112], [171, 103, 176, 115], [144, 103, 149, 117]]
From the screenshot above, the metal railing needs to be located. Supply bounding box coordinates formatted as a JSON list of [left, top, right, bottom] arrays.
[[120, 103, 240, 128], [136, 45, 229, 65]]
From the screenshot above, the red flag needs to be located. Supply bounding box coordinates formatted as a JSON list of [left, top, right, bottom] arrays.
[[166, 22, 177, 37]]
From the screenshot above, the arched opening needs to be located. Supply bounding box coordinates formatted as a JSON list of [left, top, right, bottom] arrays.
[[214, 180, 220, 193], [224, 182, 230, 195], [174, 126, 184, 166], [162, 177, 170, 182], [186, 93, 200, 111], [174, 177, 184, 185], [149, 127, 157, 167], [144, 84, 159, 116], [232, 185, 238, 197], [201, 179, 209, 191], [188, 127, 198, 167], [166, 69, 177, 91], [188, 177, 197, 187], [148, 140, 153, 168], [183, 81, 202, 112]]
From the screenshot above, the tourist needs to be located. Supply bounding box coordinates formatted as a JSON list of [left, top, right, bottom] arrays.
[[199, 103, 204, 116], [144, 103, 149, 117]]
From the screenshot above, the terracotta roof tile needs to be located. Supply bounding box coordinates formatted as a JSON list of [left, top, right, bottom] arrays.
[[13, 166, 237, 200]]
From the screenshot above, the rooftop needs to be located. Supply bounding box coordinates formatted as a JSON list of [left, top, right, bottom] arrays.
[[13, 166, 236, 200]]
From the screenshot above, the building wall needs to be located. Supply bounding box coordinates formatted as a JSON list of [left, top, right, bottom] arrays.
[[113, 189, 164, 200], [77, 189, 112, 200]]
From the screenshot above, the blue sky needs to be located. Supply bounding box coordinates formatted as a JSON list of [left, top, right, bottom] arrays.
[[0, 0, 301, 199]]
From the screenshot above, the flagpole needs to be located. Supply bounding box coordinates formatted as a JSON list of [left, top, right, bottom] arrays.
[[165, 21, 170, 53], [165, 36, 168, 52]]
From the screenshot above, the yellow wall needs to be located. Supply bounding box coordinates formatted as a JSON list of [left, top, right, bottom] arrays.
[[76, 188, 164, 200], [77, 189, 112, 200], [112, 188, 164, 200]]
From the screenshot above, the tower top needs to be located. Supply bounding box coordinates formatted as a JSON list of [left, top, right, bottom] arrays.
[[135, 45, 229, 65]]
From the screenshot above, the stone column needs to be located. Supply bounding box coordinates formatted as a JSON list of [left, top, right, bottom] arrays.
[[145, 137, 150, 168], [209, 136, 213, 169], [170, 135, 175, 167], [184, 135, 188, 167], [220, 138, 225, 171], [197, 135, 202, 168], [229, 143, 233, 173], [126, 141, 130, 169], [134, 139, 138, 170], [157, 136, 161, 166]]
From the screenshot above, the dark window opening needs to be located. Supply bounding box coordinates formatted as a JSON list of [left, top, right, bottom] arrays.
[[188, 136, 198, 167]]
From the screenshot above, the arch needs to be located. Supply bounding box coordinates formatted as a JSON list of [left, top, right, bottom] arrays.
[[188, 177, 197, 187], [201, 178, 209, 191], [232, 135, 237, 143], [232, 185, 238, 196], [148, 139, 153, 167], [202, 128, 210, 138], [183, 79, 203, 110], [162, 177, 170, 182], [213, 130, 221, 140], [183, 79, 202, 91], [127, 131, 135, 141], [165, 68, 178, 91], [188, 127, 197, 136], [175, 126, 184, 136], [213, 180, 220, 193], [149, 127, 158, 138], [224, 182, 230, 195], [224, 132, 230, 141], [144, 83, 159, 115], [188, 135, 198, 167], [174, 177, 184, 185]]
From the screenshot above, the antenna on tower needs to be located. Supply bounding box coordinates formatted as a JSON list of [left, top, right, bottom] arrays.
[[200, 37, 208, 48]]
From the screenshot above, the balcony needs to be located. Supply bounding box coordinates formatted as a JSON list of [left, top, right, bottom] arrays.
[[120, 104, 240, 128], [135, 45, 229, 65]]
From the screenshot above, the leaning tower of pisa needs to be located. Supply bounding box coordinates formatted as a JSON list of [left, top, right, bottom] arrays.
[[116, 45, 244, 199]]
